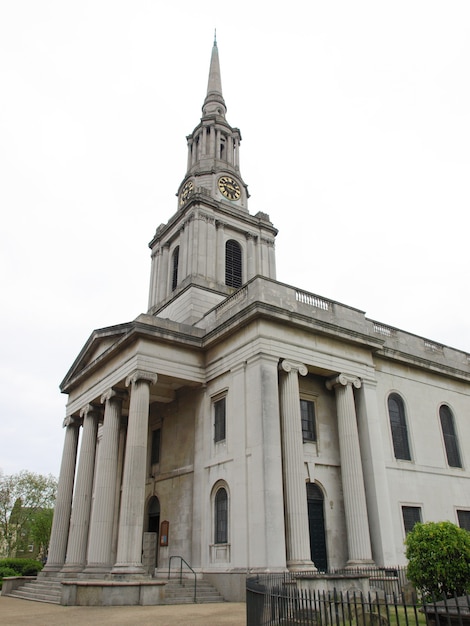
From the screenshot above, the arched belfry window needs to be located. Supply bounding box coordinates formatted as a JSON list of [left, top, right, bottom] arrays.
[[214, 487, 228, 544], [388, 393, 411, 460], [439, 405, 462, 468], [225, 240, 242, 288], [171, 246, 179, 291]]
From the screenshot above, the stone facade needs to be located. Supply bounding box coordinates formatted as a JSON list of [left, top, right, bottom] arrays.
[[44, 39, 470, 602]]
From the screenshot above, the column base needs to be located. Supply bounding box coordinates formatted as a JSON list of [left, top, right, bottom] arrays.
[[345, 559, 376, 570], [287, 559, 317, 572], [61, 563, 85, 574], [41, 563, 63, 574], [82, 564, 113, 575], [111, 563, 147, 577]]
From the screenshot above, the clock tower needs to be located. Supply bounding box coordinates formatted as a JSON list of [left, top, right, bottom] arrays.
[[147, 37, 278, 325]]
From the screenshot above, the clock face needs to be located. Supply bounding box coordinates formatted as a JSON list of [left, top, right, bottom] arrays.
[[180, 180, 194, 205], [218, 176, 241, 201]]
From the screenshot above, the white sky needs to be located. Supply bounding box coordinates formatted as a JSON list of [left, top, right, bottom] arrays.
[[1, 1, 469, 477]]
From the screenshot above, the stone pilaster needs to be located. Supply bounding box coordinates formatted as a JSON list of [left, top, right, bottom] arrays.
[[326, 374, 374, 567], [62, 404, 100, 572], [43, 417, 80, 572], [112, 370, 157, 575], [279, 359, 315, 571], [85, 389, 126, 572]]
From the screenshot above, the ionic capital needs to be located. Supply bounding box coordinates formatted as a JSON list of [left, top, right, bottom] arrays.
[[62, 416, 80, 428], [125, 370, 158, 388], [326, 374, 362, 391], [279, 360, 308, 377], [100, 388, 127, 405], [79, 404, 102, 420]]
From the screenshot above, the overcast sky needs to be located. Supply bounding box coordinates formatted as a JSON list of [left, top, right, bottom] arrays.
[[1, 1, 469, 478]]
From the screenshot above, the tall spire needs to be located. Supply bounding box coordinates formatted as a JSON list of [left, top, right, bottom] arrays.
[[203, 34, 226, 117]]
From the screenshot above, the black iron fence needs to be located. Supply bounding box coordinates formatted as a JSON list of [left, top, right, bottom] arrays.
[[246, 570, 470, 626]]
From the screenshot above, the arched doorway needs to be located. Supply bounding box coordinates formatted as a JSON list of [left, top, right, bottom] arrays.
[[307, 483, 328, 571], [147, 496, 160, 568]]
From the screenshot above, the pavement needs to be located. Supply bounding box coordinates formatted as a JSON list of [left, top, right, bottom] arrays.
[[0, 595, 246, 626]]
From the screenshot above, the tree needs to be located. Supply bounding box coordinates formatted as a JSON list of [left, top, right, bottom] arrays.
[[405, 520, 470, 598], [30, 508, 54, 561], [0, 470, 57, 558]]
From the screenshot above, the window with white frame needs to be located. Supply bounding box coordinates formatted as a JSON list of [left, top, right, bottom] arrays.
[[439, 405, 462, 468], [214, 486, 228, 544], [402, 505, 421, 534], [300, 398, 316, 442], [388, 393, 411, 460], [213, 397, 226, 443]]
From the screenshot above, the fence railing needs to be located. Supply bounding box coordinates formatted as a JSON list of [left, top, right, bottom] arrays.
[[246, 571, 470, 626]]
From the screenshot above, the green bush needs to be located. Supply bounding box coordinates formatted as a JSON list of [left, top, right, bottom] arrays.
[[0, 566, 20, 589], [0, 558, 43, 576], [405, 521, 470, 598]]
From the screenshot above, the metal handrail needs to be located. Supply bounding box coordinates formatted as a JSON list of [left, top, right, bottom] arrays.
[[168, 555, 197, 603]]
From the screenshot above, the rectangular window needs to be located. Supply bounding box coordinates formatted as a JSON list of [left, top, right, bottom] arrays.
[[300, 399, 316, 442], [402, 506, 422, 534], [214, 397, 226, 443], [457, 510, 470, 531], [151, 428, 161, 465]]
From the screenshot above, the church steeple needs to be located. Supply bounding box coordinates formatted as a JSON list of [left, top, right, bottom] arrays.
[[202, 34, 227, 118], [147, 39, 278, 323], [178, 39, 248, 211]]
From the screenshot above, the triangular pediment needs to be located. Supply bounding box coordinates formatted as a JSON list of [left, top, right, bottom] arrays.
[[60, 322, 132, 391]]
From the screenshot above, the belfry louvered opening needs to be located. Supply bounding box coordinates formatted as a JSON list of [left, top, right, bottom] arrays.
[[225, 239, 242, 288]]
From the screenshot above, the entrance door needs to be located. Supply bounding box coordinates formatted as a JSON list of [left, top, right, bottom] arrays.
[[147, 496, 160, 568], [307, 483, 328, 571]]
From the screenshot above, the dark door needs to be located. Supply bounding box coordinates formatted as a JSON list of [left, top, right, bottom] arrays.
[[148, 496, 160, 566], [307, 483, 328, 571]]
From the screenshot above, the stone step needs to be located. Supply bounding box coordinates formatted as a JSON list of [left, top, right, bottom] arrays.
[[5, 579, 62, 604], [164, 579, 224, 604]]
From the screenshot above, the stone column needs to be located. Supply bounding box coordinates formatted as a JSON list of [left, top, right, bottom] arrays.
[[326, 374, 374, 567], [157, 243, 170, 303], [85, 389, 126, 572], [112, 370, 157, 575], [62, 404, 100, 572], [148, 249, 159, 310], [215, 220, 224, 284], [246, 233, 256, 280], [43, 417, 80, 572], [279, 360, 315, 571]]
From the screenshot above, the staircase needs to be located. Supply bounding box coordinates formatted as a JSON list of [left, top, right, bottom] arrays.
[[164, 578, 224, 604], [5, 577, 62, 604]]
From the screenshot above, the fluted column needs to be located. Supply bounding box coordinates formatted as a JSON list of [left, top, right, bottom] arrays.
[[43, 417, 80, 572], [326, 374, 374, 567], [112, 370, 157, 575], [62, 404, 100, 572], [279, 360, 315, 570], [85, 389, 126, 572]]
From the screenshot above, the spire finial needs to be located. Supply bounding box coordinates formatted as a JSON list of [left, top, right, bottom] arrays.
[[214, 28, 217, 46]]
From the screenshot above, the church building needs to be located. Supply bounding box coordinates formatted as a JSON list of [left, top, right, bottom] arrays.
[[43, 39, 470, 602]]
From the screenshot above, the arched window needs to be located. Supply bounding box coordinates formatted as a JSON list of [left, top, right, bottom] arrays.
[[439, 405, 462, 468], [171, 246, 179, 291], [214, 487, 228, 544], [388, 393, 411, 460], [225, 240, 242, 288]]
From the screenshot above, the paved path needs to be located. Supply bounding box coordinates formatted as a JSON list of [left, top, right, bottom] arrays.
[[0, 596, 246, 626]]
